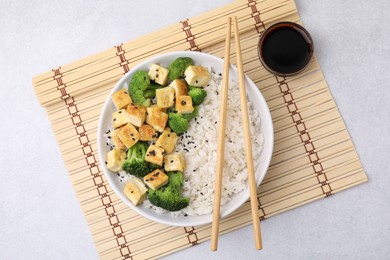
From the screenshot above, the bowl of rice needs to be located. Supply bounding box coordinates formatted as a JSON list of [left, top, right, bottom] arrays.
[[97, 51, 273, 227]]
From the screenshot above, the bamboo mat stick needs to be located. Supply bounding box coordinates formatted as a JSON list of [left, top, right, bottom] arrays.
[[233, 16, 263, 250], [211, 17, 231, 251]]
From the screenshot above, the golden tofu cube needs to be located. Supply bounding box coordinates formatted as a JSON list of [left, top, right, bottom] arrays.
[[145, 145, 164, 166], [169, 79, 188, 97], [111, 128, 126, 150], [106, 148, 126, 172], [112, 109, 131, 129], [123, 177, 148, 206], [111, 89, 132, 110], [164, 153, 186, 172], [126, 104, 146, 127], [155, 128, 178, 154], [146, 106, 168, 132], [117, 123, 140, 148], [143, 169, 169, 190], [156, 87, 175, 108], [175, 95, 194, 114], [139, 124, 158, 141], [148, 64, 169, 86], [184, 65, 211, 87]]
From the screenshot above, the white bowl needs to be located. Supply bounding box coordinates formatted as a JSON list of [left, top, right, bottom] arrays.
[[97, 51, 274, 227]]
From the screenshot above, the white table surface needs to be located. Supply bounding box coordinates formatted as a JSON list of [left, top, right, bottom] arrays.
[[1, 0, 389, 259]]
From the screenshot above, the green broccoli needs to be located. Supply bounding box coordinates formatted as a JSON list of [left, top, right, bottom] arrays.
[[188, 86, 207, 105], [143, 83, 163, 98], [121, 141, 159, 177], [168, 57, 193, 81], [148, 172, 189, 211], [182, 106, 199, 121], [128, 71, 152, 107], [168, 113, 189, 134]]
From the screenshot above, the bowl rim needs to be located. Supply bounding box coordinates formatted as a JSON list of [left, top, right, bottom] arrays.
[[97, 50, 274, 226]]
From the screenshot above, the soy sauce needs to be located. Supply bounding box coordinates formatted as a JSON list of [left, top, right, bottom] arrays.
[[258, 22, 313, 76]]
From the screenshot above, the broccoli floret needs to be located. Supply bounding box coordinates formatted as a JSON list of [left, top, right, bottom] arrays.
[[168, 57, 193, 81], [128, 71, 152, 107], [121, 141, 159, 177], [168, 113, 189, 134], [148, 172, 189, 211], [188, 86, 207, 105], [182, 106, 199, 121]]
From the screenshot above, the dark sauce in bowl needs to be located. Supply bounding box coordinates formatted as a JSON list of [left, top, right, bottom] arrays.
[[258, 22, 314, 76]]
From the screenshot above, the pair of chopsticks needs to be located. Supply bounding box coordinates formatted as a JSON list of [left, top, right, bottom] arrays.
[[211, 16, 263, 251]]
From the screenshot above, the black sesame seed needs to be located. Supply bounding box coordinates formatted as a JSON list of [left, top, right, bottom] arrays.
[[170, 160, 174, 163], [206, 140, 208, 143], [156, 74, 159, 78], [132, 138, 135, 141], [194, 146, 197, 148], [214, 121, 217, 124], [121, 176, 124, 178], [124, 91, 127, 94], [130, 133, 134, 136], [106, 143, 109, 146], [184, 214, 188, 217], [118, 110, 122, 114], [116, 173, 119, 176], [108, 136, 111, 139], [130, 191, 133, 193], [105, 161, 108, 164], [195, 80, 198, 84], [185, 179, 188, 182], [113, 118, 116, 121], [149, 150, 156, 156], [181, 100, 186, 105], [200, 192, 204, 195], [150, 177, 154, 181], [167, 134, 170, 137], [193, 169, 196, 172], [218, 73, 222, 76]]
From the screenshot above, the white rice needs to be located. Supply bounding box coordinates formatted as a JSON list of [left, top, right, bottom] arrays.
[[106, 71, 264, 216]]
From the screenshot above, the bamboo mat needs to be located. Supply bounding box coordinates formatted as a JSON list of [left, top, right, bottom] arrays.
[[32, 0, 367, 259]]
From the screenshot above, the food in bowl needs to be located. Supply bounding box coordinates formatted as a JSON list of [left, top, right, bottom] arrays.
[[104, 56, 264, 217]]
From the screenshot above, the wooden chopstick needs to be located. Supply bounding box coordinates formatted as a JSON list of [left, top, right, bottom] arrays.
[[232, 16, 263, 250], [211, 17, 232, 252]]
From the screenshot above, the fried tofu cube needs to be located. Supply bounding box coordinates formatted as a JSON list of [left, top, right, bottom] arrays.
[[148, 64, 169, 86], [155, 128, 178, 154], [126, 104, 146, 127], [123, 177, 148, 206], [111, 89, 132, 110], [164, 153, 186, 172], [169, 79, 188, 97], [117, 123, 140, 148], [146, 106, 168, 132], [139, 124, 158, 141], [112, 109, 131, 128], [184, 65, 211, 87], [175, 95, 194, 114], [111, 129, 126, 150], [145, 145, 164, 166], [143, 169, 169, 190], [156, 87, 175, 108], [106, 148, 126, 172]]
